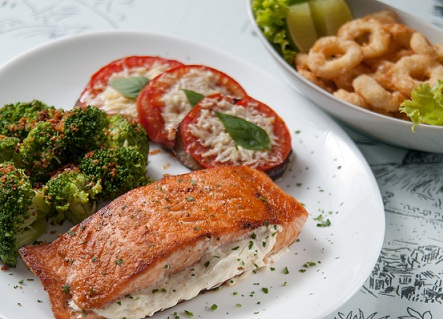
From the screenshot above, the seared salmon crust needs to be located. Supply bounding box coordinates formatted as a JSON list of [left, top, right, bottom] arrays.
[[19, 165, 308, 319]]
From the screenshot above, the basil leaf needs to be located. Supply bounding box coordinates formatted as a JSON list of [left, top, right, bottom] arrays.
[[108, 77, 149, 99], [183, 89, 205, 107], [215, 111, 271, 151]]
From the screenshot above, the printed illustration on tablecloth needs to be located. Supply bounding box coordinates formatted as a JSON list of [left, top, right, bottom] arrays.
[[335, 151, 443, 319], [0, 0, 134, 37]]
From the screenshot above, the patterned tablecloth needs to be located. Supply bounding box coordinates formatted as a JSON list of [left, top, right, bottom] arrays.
[[1, 1, 442, 318]]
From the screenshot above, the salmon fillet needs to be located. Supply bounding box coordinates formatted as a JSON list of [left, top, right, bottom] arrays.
[[19, 166, 308, 319]]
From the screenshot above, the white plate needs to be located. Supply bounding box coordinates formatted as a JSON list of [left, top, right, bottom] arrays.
[[0, 31, 385, 319], [248, 0, 443, 153]]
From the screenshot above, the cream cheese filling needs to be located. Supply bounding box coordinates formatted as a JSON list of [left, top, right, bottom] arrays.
[[70, 224, 285, 319]]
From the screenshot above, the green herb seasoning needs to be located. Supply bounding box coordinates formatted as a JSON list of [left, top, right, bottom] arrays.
[[299, 260, 317, 273], [317, 219, 331, 227], [314, 213, 332, 227], [62, 284, 70, 294]]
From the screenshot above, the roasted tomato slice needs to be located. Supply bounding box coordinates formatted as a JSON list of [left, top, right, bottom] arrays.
[[136, 64, 247, 149], [76, 56, 184, 119], [180, 93, 292, 178]]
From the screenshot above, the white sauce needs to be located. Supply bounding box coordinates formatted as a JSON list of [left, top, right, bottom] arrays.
[[70, 225, 285, 319]]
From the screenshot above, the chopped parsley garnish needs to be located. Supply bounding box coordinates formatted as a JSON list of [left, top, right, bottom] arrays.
[[62, 284, 70, 294], [317, 219, 331, 227], [314, 214, 332, 227], [183, 309, 194, 317], [299, 260, 317, 273]]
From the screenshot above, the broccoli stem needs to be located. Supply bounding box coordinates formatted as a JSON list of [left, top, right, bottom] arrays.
[[14, 218, 47, 249]]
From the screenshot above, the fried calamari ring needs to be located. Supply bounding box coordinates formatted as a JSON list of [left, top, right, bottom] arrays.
[[338, 18, 391, 59], [331, 64, 372, 91], [385, 23, 414, 48], [410, 32, 437, 58], [364, 10, 398, 25], [333, 89, 369, 109], [295, 53, 337, 92], [297, 68, 336, 93], [294, 53, 309, 69], [371, 61, 398, 92], [352, 74, 406, 112], [307, 36, 364, 80], [434, 44, 443, 63], [388, 54, 443, 96]]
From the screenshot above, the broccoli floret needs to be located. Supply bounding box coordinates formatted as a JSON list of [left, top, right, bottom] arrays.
[[62, 105, 110, 159], [0, 100, 59, 140], [19, 121, 66, 184], [0, 162, 50, 266], [105, 114, 150, 158], [0, 135, 20, 164], [44, 167, 102, 225], [80, 146, 150, 200]]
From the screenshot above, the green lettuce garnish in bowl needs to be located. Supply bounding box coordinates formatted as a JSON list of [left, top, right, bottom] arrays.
[[251, 0, 297, 64], [400, 80, 443, 131]]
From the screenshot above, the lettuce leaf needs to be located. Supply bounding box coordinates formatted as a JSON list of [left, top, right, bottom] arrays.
[[251, 0, 297, 63], [400, 80, 443, 131]]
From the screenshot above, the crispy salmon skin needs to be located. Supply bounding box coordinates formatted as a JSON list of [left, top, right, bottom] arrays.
[[19, 166, 308, 319]]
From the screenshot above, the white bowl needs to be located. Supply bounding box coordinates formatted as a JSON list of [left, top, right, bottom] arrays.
[[248, 0, 443, 153]]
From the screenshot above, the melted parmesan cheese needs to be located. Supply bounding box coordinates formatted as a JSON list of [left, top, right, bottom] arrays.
[[160, 68, 238, 141], [70, 225, 285, 319], [81, 63, 170, 118], [187, 97, 282, 167]]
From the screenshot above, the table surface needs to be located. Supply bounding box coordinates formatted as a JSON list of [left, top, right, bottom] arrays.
[[1, 1, 443, 318]]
